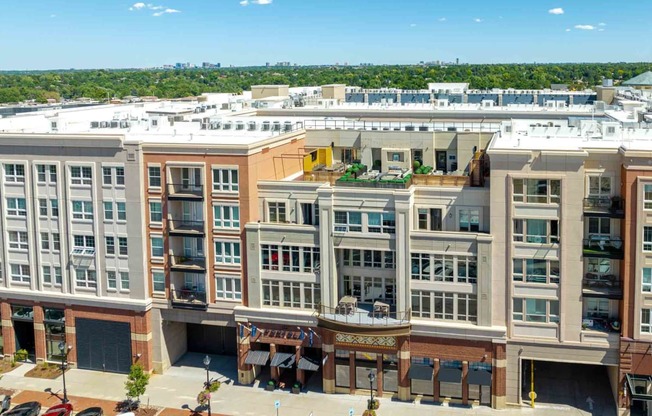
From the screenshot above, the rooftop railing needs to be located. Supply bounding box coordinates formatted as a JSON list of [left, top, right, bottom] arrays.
[[317, 304, 410, 327]]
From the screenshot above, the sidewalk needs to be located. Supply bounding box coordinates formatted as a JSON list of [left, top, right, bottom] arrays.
[[0, 354, 603, 416]]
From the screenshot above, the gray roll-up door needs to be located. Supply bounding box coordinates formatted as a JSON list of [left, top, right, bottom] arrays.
[[76, 318, 132, 374]]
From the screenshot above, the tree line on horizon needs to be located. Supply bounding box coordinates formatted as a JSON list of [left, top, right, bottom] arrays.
[[0, 62, 650, 104]]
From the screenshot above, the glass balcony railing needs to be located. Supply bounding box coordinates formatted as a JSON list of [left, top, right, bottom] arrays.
[[583, 196, 624, 217], [582, 236, 624, 259]]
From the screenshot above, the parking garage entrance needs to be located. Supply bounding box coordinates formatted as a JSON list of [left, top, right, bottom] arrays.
[[521, 360, 616, 412]]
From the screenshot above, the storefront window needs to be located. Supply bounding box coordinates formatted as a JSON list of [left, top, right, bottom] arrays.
[[44, 308, 65, 362], [383, 354, 398, 393], [335, 349, 350, 388]]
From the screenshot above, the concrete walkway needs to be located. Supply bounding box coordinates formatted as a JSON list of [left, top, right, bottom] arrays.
[[0, 354, 607, 416]]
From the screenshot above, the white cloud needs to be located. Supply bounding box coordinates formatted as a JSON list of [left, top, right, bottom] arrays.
[[153, 8, 180, 16], [548, 7, 564, 15], [598, 22, 606, 26], [129, 2, 146, 10], [438, 17, 446, 22], [130, 3, 180, 15], [565, 28, 571, 32], [574, 24, 595, 30], [240, 0, 249, 5], [252, 0, 272, 4], [473, 18, 483, 23]]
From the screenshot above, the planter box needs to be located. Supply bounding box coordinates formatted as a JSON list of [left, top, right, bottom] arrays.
[[291, 387, 301, 394], [265, 384, 276, 392]]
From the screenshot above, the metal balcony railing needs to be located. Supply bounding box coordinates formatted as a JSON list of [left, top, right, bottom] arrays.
[[317, 304, 410, 327], [167, 218, 205, 235], [169, 255, 206, 271], [582, 236, 624, 259], [582, 274, 623, 299], [171, 289, 207, 310], [167, 184, 204, 199], [583, 196, 624, 217]]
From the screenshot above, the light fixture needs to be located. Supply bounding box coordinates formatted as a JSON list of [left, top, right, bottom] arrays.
[[203, 355, 211, 367]]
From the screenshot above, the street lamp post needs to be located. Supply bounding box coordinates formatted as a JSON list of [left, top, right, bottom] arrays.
[[367, 370, 376, 410], [203, 355, 212, 416], [58, 342, 72, 403]]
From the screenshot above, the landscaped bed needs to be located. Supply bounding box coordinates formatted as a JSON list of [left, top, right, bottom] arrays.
[[133, 406, 160, 416], [24, 363, 65, 379], [0, 360, 20, 374]]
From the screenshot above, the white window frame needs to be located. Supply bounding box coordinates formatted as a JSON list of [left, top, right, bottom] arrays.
[[10, 264, 30, 283], [513, 178, 561, 204], [151, 236, 164, 258], [215, 275, 242, 300], [70, 166, 93, 186], [213, 204, 240, 229], [458, 208, 480, 232], [148, 165, 162, 188], [119, 271, 130, 291], [116, 202, 126, 221], [367, 212, 396, 234], [644, 227, 652, 252], [118, 237, 128, 256], [212, 167, 239, 193], [152, 270, 166, 293], [416, 207, 443, 231], [587, 175, 612, 197], [267, 201, 287, 223], [149, 201, 163, 223], [334, 211, 362, 232], [105, 236, 115, 255], [643, 268, 652, 293], [107, 270, 117, 290], [642, 309, 652, 334], [42, 265, 52, 285], [6, 198, 27, 217], [4, 164, 25, 183], [512, 298, 560, 323], [513, 219, 560, 244], [72, 200, 94, 221], [40, 232, 50, 251], [36, 164, 57, 184], [214, 240, 241, 265], [103, 201, 114, 221], [512, 258, 560, 284], [52, 233, 60, 252], [75, 268, 97, 288], [8, 231, 29, 250], [645, 184, 652, 211]]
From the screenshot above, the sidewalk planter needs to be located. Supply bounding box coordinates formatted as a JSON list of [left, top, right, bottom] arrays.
[[265, 381, 276, 391], [291, 382, 301, 394]]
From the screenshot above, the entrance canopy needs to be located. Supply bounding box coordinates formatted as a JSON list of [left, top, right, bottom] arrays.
[[244, 350, 270, 366], [298, 356, 320, 372], [408, 364, 434, 381], [270, 352, 295, 368]]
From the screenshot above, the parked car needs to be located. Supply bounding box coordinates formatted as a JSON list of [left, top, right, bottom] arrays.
[[4, 402, 41, 416]]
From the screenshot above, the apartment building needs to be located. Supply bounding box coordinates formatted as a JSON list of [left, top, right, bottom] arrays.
[[0, 116, 150, 373]]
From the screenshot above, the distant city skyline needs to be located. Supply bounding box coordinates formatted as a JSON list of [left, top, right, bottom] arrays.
[[0, 0, 650, 70]]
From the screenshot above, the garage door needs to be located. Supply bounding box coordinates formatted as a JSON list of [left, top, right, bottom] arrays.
[[76, 318, 132, 374]]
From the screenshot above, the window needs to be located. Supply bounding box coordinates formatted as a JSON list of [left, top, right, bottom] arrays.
[[303, 247, 320, 273], [417, 208, 442, 231], [411, 253, 430, 280], [7, 198, 27, 216], [103, 202, 114, 220], [11, 264, 30, 283], [262, 280, 320, 309], [301, 203, 319, 226], [52, 233, 60, 251], [116, 202, 126, 221], [645, 227, 652, 252], [152, 271, 165, 293], [334, 211, 362, 232], [120, 272, 130, 290], [644, 268, 652, 293], [40, 232, 50, 250], [457, 256, 478, 284], [459, 209, 480, 232], [513, 219, 559, 244], [54, 267, 62, 285], [368, 212, 396, 234], [105, 237, 115, 255], [268, 202, 287, 223], [107, 271, 117, 289], [148, 166, 161, 188], [212, 168, 239, 192], [9, 231, 28, 250], [72, 235, 95, 254], [103, 167, 112, 185], [72, 201, 93, 220], [151, 237, 164, 258], [118, 237, 128, 256], [261, 245, 320, 273], [410, 291, 477, 322], [75, 269, 97, 288], [343, 249, 394, 269], [513, 179, 561, 204], [588, 176, 611, 196], [149, 202, 162, 223], [588, 217, 610, 236], [42, 266, 52, 284], [216, 276, 242, 300], [512, 298, 559, 323], [115, 167, 125, 185], [645, 185, 652, 210], [215, 241, 241, 265], [39, 199, 48, 216], [214, 204, 240, 229], [36, 164, 57, 183], [513, 259, 560, 284], [642, 309, 652, 334], [51, 200, 58, 217], [4, 164, 25, 183], [70, 166, 92, 185]]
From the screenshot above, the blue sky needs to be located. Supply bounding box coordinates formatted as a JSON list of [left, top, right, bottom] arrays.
[[0, 0, 650, 70]]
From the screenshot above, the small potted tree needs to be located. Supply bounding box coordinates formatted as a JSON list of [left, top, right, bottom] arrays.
[[291, 381, 302, 394]]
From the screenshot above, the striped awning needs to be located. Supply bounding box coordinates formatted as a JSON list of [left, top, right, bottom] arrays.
[[244, 350, 270, 366], [297, 356, 320, 372], [408, 364, 434, 381], [270, 352, 295, 368], [438, 368, 462, 383]]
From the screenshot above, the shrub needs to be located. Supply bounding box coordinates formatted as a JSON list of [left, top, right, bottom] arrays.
[[125, 364, 149, 401], [14, 350, 28, 362], [207, 380, 221, 393], [413, 160, 421, 170]]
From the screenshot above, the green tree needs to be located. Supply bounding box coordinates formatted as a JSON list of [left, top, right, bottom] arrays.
[[125, 364, 150, 401]]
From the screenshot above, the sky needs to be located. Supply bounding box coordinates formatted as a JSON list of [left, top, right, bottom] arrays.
[[0, 0, 650, 70]]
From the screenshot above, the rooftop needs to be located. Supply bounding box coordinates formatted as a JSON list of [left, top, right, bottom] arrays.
[[622, 71, 652, 87]]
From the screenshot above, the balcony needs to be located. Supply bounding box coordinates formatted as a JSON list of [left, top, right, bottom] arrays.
[[167, 184, 204, 200], [171, 289, 208, 311], [169, 255, 206, 273], [167, 218, 205, 236], [583, 236, 624, 259], [316, 303, 410, 335], [582, 274, 623, 299], [583, 196, 624, 218]]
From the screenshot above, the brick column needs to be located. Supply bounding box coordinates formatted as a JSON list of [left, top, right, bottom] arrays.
[[376, 354, 383, 397], [462, 361, 469, 405], [296, 346, 304, 386], [397, 337, 411, 401], [63, 308, 76, 367], [349, 351, 356, 394], [33, 305, 46, 363], [492, 340, 507, 409], [131, 312, 153, 372], [237, 333, 254, 385], [322, 336, 336, 393], [270, 344, 279, 381], [433, 358, 440, 403], [1, 302, 15, 358]]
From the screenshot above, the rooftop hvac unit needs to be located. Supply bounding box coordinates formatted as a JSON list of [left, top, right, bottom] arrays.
[[90, 121, 99, 128], [110, 121, 119, 128], [100, 121, 109, 128]]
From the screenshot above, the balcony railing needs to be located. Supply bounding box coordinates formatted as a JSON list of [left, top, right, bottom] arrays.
[[582, 236, 624, 259], [167, 184, 204, 199], [169, 255, 206, 272], [167, 219, 205, 235], [581, 315, 621, 333], [582, 274, 623, 299], [171, 289, 208, 310], [583, 196, 624, 217], [317, 304, 410, 327]]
